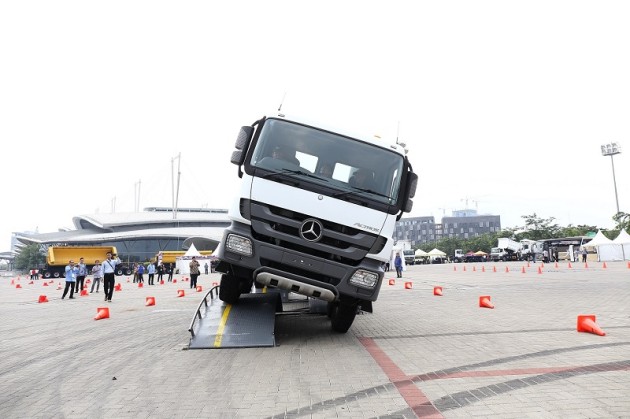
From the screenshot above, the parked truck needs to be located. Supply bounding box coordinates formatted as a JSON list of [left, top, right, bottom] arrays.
[[519, 239, 543, 261], [215, 112, 418, 332], [490, 238, 522, 262], [41, 246, 131, 278]]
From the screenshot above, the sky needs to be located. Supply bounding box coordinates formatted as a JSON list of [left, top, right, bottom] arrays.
[[1, 1, 629, 249]]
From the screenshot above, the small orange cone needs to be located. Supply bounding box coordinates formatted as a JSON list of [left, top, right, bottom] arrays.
[[527, 262, 530, 268], [481, 266, 485, 272], [114, 283, 122, 291], [177, 289, 185, 297], [145, 296, 155, 306], [568, 262, 572, 268], [212, 282, 218, 287], [538, 266, 543, 274], [127, 279, 130, 283], [38, 295, 48, 303], [433, 286, 443, 296], [585, 262, 589, 269], [554, 262, 558, 268], [16, 284, 22, 289], [505, 266, 509, 273], [138, 282, 144, 288], [11, 279, 14, 285], [453, 265, 457, 271], [80, 289, 88, 296], [43, 282, 49, 286], [602, 262, 607, 269], [160, 280, 164, 285], [404, 282, 413, 289], [196, 285, 203, 292], [29, 281, 34, 285], [577, 315, 605, 336], [627, 261, 630, 269], [473, 266, 477, 272], [493, 266, 497, 273], [94, 307, 110, 320], [173, 279, 178, 283], [463, 266, 467, 272], [521, 266, 526, 274], [86, 279, 91, 284], [479, 295, 494, 309]]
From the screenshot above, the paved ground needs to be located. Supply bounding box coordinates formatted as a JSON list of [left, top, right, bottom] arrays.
[[0, 261, 629, 418]]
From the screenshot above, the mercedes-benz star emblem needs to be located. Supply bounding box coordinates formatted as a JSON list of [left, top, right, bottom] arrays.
[[299, 218, 324, 242]]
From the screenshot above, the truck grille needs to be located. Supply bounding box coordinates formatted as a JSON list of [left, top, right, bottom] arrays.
[[248, 201, 386, 266]]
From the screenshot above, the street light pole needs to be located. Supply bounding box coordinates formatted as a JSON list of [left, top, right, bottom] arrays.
[[600, 142, 622, 215]]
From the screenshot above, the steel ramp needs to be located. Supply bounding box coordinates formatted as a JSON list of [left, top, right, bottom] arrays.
[[188, 292, 279, 349]]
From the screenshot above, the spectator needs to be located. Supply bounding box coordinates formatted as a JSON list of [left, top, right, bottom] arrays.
[[189, 257, 201, 289], [147, 262, 156, 285], [62, 260, 77, 299], [167, 263, 174, 282], [101, 252, 121, 302], [394, 253, 403, 278], [204, 262, 209, 275], [581, 247, 588, 263], [137, 263, 145, 283], [90, 260, 103, 293], [157, 263, 164, 282], [75, 257, 88, 293]]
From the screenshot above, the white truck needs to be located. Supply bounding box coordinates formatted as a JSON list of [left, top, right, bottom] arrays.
[[214, 112, 418, 333], [490, 238, 522, 262], [519, 239, 543, 262]]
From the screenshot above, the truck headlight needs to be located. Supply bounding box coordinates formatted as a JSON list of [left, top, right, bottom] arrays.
[[225, 234, 253, 256], [349, 270, 379, 289]]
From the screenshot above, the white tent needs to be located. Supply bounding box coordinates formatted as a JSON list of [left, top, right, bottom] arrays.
[[428, 248, 447, 263], [583, 230, 624, 262], [175, 243, 213, 274], [612, 230, 630, 260]]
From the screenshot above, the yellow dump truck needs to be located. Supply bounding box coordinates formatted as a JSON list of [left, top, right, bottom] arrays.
[[155, 250, 213, 264], [42, 246, 132, 278]]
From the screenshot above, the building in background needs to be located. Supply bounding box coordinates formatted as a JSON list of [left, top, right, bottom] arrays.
[[394, 209, 501, 247]]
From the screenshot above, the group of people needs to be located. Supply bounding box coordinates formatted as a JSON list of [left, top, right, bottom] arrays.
[[62, 251, 121, 302], [130, 262, 174, 285]]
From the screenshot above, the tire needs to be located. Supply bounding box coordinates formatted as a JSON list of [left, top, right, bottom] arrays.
[[330, 301, 358, 333], [124, 268, 132, 276], [219, 274, 241, 304], [53, 272, 61, 278], [43, 272, 51, 279], [115, 269, 123, 276]]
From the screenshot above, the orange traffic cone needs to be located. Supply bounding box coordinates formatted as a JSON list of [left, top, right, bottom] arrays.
[[453, 265, 457, 271], [145, 296, 155, 306], [38, 295, 48, 303], [481, 266, 486, 272], [521, 266, 526, 274], [627, 261, 630, 269], [138, 282, 144, 288], [16, 284, 22, 289], [404, 282, 413, 289], [577, 315, 605, 336], [505, 266, 509, 273], [94, 307, 110, 320], [433, 286, 443, 296], [568, 262, 572, 268], [29, 281, 34, 285], [479, 295, 494, 309], [602, 262, 607, 269], [584, 262, 589, 269], [114, 283, 122, 291], [177, 289, 185, 297], [173, 279, 178, 283], [538, 266, 543, 274], [472, 266, 476, 272], [463, 266, 467, 272], [493, 266, 497, 272], [80, 289, 88, 296], [554, 262, 558, 268], [160, 280, 164, 285], [196, 285, 203, 292], [86, 279, 91, 284], [127, 279, 130, 283], [388, 279, 395, 286], [43, 282, 49, 286], [11, 279, 14, 285], [527, 262, 530, 268]]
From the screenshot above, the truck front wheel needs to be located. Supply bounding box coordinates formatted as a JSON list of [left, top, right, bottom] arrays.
[[219, 274, 241, 304], [330, 301, 358, 333]]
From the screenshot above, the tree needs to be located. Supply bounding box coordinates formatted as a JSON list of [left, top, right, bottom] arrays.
[[14, 244, 45, 271], [613, 212, 630, 233], [517, 213, 560, 240]]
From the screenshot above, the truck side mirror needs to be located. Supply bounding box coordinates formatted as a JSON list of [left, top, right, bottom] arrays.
[[235, 126, 254, 150], [407, 172, 418, 198], [231, 150, 244, 165], [403, 198, 413, 213]]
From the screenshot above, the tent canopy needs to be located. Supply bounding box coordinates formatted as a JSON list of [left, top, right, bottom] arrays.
[[474, 250, 488, 256], [183, 243, 202, 257], [428, 248, 446, 256], [415, 249, 429, 256], [613, 229, 630, 244], [582, 230, 613, 248]]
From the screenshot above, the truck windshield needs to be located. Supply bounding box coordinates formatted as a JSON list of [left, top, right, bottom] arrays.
[[249, 118, 405, 206]]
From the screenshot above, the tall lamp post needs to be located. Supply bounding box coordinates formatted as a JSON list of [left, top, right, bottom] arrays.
[[600, 142, 622, 215]]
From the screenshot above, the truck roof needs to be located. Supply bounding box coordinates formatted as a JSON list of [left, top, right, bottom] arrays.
[[270, 113, 407, 157]]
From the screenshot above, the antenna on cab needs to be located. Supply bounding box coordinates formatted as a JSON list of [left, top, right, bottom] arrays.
[[277, 92, 287, 112]]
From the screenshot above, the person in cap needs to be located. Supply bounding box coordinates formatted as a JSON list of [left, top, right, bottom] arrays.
[[62, 260, 77, 299]]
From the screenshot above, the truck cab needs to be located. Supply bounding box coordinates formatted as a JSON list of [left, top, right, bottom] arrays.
[[215, 113, 417, 332], [402, 249, 415, 265]]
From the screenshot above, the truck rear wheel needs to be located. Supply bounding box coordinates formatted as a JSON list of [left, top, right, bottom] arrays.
[[53, 272, 61, 278], [43, 272, 51, 279], [219, 274, 241, 304], [330, 301, 358, 333]]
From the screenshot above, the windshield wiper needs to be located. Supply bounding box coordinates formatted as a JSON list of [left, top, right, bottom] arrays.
[[261, 168, 320, 181], [333, 187, 390, 200]]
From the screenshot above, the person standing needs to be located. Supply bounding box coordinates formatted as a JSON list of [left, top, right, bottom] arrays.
[[90, 259, 103, 293], [156, 263, 164, 283], [147, 262, 156, 285], [62, 260, 77, 299], [137, 263, 145, 283], [204, 262, 209, 275], [167, 263, 174, 282], [102, 252, 121, 302], [75, 257, 88, 293], [189, 256, 201, 289], [581, 247, 588, 263], [394, 253, 403, 278]]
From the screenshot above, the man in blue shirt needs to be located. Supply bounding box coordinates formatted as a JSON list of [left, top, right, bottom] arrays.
[[102, 252, 121, 302], [62, 260, 77, 299], [75, 257, 88, 293]]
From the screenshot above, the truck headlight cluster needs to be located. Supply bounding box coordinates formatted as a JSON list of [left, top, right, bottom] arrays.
[[225, 234, 253, 256], [349, 270, 379, 289]]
